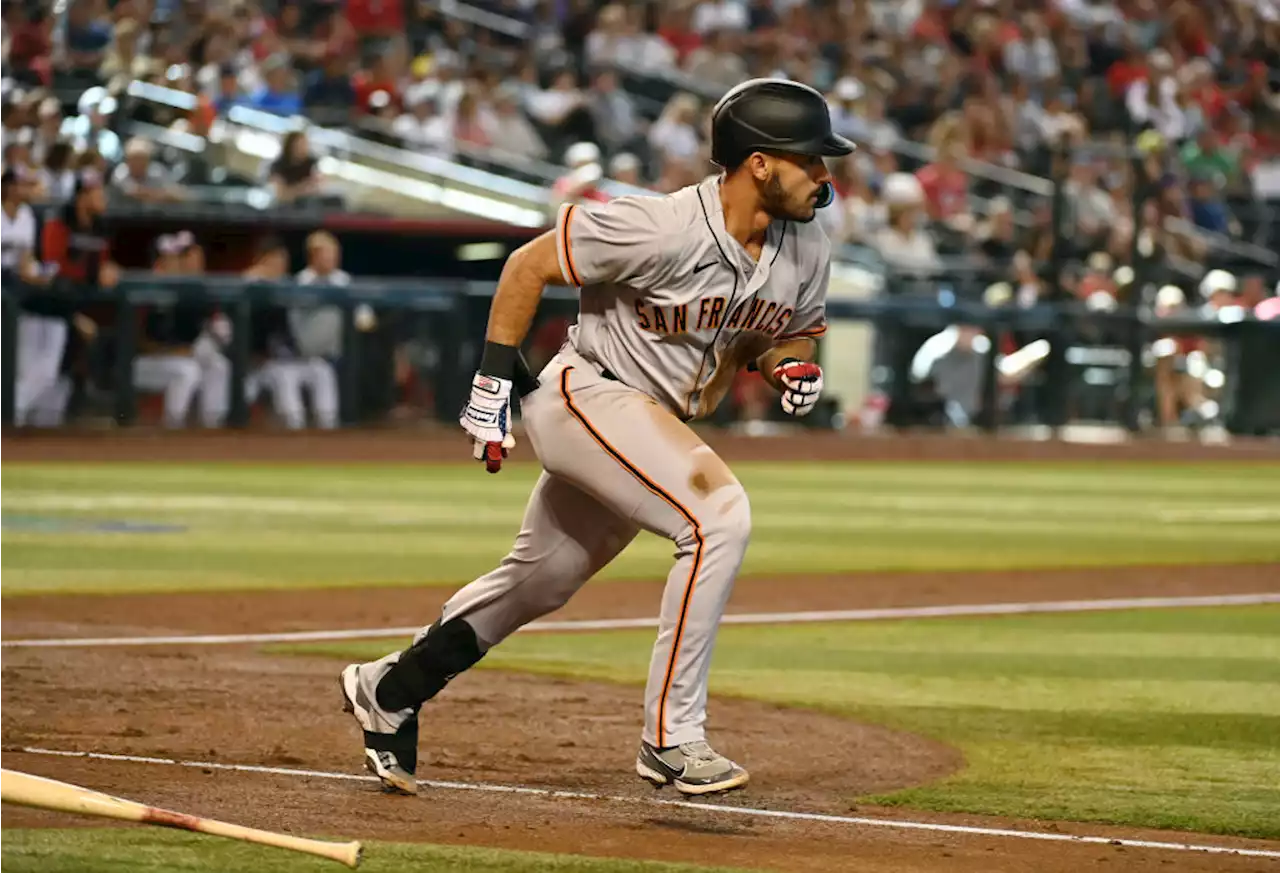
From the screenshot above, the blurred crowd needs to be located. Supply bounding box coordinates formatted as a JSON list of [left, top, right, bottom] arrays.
[[3, 0, 1280, 434]]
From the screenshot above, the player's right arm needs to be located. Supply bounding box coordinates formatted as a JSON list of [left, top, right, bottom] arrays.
[[460, 226, 569, 473], [462, 197, 672, 472], [480, 229, 567, 373], [481, 198, 670, 376]]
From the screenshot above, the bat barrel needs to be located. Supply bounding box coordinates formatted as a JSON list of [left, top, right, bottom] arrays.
[[1, 769, 362, 869]]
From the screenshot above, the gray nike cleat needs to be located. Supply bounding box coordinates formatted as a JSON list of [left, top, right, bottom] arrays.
[[340, 655, 419, 795], [635, 740, 750, 796]]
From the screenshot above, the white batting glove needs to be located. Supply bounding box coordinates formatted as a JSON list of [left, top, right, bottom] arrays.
[[460, 372, 517, 473], [773, 359, 823, 418]]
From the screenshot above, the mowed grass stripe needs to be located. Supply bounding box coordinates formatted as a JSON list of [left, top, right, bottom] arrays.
[[4, 462, 1278, 595], [8, 460, 1280, 497]]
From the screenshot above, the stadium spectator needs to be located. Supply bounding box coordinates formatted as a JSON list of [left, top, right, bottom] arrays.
[[247, 53, 303, 117], [40, 169, 116, 292], [268, 129, 321, 203], [37, 140, 78, 205], [265, 229, 350, 430], [240, 235, 316, 430], [836, 159, 888, 245], [56, 0, 113, 77], [916, 124, 971, 225], [609, 152, 643, 187], [873, 172, 941, 273], [392, 91, 454, 159], [110, 137, 184, 203], [5, 167, 69, 429], [31, 97, 64, 166], [4, 5, 54, 86], [305, 50, 358, 113], [3, 132, 37, 179], [551, 141, 608, 209], [133, 232, 231, 429], [98, 16, 145, 88], [587, 70, 642, 158], [648, 92, 702, 165], [524, 67, 595, 150], [452, 88, 494, 150], [486, 85, 549, 162], [1002, 12, 1059, 85], [684, 28, 749, 91], [352, 46, 405, 115]]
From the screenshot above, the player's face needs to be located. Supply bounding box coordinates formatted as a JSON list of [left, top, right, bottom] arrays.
[[759, 153, 831, 222]]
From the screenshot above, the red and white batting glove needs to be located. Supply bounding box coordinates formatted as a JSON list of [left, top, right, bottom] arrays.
[[460, 372, 517, 473], [773, 358, 823, 418]]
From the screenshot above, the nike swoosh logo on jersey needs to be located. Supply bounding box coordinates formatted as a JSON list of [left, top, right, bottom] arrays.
[[692, 260, 717, 275]]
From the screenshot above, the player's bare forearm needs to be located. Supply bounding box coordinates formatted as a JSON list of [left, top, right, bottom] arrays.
[[757, 338, 816, 391], [484, 230, 564, 351]]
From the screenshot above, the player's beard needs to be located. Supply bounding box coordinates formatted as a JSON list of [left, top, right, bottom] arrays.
[[761, 171, 817, 223]]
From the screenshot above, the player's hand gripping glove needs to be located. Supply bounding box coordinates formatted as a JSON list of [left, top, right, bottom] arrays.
[[460, 372, 517, 473], [773, 358, 823, 417]]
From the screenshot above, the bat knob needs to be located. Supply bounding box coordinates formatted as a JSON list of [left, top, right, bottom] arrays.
[[484, 442, 504, 474]]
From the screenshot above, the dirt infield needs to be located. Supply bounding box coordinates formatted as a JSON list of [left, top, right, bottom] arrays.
[[4, 430, 1279, 872]]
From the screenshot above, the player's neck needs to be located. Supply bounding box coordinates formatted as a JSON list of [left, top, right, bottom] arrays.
[[718, 175, 772, 252]]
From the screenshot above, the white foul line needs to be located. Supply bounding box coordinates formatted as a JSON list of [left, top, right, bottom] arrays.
[[13, 747, 1280, 860], [4, 593, 1279, 649]]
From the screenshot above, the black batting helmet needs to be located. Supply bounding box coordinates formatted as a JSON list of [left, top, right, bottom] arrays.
[[710, 78, 855, 169], [710, 78, 854, 208]]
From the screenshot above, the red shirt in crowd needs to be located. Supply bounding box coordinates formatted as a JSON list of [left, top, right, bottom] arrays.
[[344, 0, 403, 35], [916, 163, 968, 219], [658, 28, 700, 63], [1107, 59, 1146, 98], [352, 73, 401, 113], [551, 176, 611, 206], [41, 215, 110, 283]]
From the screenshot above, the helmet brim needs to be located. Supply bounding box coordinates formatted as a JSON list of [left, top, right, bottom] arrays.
[[768, 132, 857, 160], [819, 132, 857, 157]]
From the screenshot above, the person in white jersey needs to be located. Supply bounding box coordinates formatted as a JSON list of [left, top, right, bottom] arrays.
[[4, 167, 68, 427], [342, 79, 852, 798]]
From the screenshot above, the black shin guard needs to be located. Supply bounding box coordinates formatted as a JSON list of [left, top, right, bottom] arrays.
[[375, 617, 485, 713]]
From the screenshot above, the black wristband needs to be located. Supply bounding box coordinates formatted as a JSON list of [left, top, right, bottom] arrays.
[[479, 341, 519, 379]]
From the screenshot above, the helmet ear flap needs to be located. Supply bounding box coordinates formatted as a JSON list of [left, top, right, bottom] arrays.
[[815, 181, 835, 209]]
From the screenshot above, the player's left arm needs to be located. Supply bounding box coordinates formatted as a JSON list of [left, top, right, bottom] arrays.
[[756, 338, 818, 390], [753, 240, 831, 417]]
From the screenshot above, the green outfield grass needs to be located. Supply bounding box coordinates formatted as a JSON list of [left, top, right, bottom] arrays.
[[3, 462, 1278, 595], [0, 829, 752, 873], [290, 606, 1280, 839]]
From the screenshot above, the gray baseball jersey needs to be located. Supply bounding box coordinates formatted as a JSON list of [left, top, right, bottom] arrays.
[[554, 176, 831, 419], [397, 176, 834, 756]]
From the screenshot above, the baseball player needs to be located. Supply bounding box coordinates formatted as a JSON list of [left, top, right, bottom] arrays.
[[133, 232, 231, 428], [342, 79, 850, 797]]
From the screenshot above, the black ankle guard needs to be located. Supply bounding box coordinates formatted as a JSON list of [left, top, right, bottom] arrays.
[[376, 618, 485, 712], [363, 716, 418, 770]]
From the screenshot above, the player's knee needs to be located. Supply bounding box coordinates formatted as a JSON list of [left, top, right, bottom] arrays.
[[696, 485, 751, 553]]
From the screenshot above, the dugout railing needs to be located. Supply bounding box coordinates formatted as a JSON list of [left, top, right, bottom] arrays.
[[4, 275, 1278, 436]]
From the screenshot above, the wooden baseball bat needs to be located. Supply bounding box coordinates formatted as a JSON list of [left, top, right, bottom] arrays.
[[0, 769, 361, 868]]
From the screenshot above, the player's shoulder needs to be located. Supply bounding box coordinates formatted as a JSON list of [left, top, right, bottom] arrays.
[[577, 186, 703, 232]]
